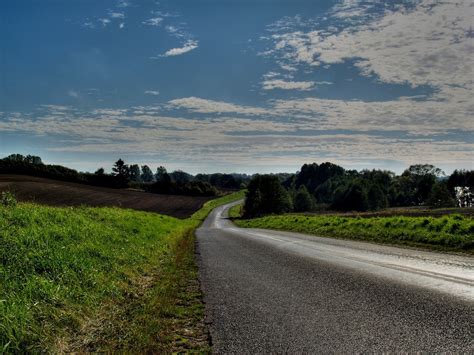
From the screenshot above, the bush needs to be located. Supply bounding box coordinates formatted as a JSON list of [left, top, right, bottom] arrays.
[[1, 191, 17, 207]]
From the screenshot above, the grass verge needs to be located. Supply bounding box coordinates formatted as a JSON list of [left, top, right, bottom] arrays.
[[0, 191, 244, 352], [232, 211, 474, 253]]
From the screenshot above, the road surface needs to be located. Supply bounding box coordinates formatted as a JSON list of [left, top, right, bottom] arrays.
[[196, 202, 474, 353]]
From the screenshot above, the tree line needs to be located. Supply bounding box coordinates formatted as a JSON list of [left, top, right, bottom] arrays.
[[2, 155, 472, 210], [243, 162, 474, 217], [0, 154, 250, 196]]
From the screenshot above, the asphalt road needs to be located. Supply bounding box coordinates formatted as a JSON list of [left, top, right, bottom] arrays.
[[196, 202, 474, 353]]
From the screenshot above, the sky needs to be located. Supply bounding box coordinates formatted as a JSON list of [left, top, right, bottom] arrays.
[[0, 0, 473, 174]]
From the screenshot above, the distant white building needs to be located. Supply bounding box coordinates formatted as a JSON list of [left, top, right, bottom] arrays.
[[454, 186, 473, 208]]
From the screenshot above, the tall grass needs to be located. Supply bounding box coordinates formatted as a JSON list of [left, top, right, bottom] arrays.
[[233, 213, 474, 252], [0, 191, 244, 352]]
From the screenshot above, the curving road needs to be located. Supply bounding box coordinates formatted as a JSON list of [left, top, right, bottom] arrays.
[[196, 202, 474, 353]]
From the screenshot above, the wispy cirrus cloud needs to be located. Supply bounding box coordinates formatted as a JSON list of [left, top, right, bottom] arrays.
[[262, 79, 315, 91], [82, 0, 129, 29], [160, 40, 198, 57], [144, 90, 160, 96], [68, 90, 80, 98], [1, 105, 472, 171], [80, 1, 199, 58], [109, 12, 125, 19], [142, 17, 163, 27], [116, 0, 130, 8], [167, 97, 271, 116], [98, 18, 111, 27]]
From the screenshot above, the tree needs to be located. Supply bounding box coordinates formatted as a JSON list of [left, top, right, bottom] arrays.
[[400, 164, 444, 205], [243, 175, 292, 217], [447, 169, 474, 195], [170, 170, 193, 184], [427, 183, 455, 208], [332, 182, 369, 212], [367, 184, 388, 211], [112, 159, 129, 177], [295, 162, 345, 192], [294, 185, 315, 212], [5, 154, 25, 162], [155, 166, 171, 183], [129, 164, 141, 182], [95, 167, 105, 175], [25, 155, 43, 165], [403, 164, 444, 178], [112, 159, 130, 187], [140, 165, 154, 183]]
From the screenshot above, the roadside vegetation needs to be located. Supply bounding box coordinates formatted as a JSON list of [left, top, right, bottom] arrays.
[[232, 207, 474, 252], [0, 191, 244, 353]]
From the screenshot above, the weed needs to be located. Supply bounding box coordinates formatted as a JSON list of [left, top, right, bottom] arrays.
[[1, 191, 17, 207]]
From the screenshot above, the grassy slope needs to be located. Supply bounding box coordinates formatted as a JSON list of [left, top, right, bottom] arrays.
[[231, 205, 474, 252], [0, 191, 244, 353]]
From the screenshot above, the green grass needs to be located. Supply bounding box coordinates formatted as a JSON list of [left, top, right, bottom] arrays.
[[233, 213, 474, 253], [228, 203, 243, 219], [190, 190, 245, 222], [0, 191, 244, 353]]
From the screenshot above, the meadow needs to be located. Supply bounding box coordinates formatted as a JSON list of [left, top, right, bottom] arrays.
[[230, 205, 474, 252], [0, 191, 244, 353]]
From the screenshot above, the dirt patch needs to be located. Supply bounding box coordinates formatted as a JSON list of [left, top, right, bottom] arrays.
[[0, 175, 212, 218]]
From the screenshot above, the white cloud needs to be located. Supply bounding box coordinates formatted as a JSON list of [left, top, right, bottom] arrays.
[[109, 12, 125, 19], [265, 0, 473, 103], [144, 90, 160, 96], [82, 22, 95, 29], [1, 106, 472, 170], [167, 97, 271, 116], [142, 17, 163, 27], [262, 79, 315, 91], [117, 0, 130, 8], [160, 40, 198, 57], [119, 23, 125, 29], [262, 71, 280, 79], [255, 1, 473, 136], [166, 25, 179, 33], [279, 63, 297, 72], [98, 18, 111, 27], [68, 90, 79, 98]]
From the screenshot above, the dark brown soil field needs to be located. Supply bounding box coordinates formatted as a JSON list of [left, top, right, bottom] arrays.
[[0, 175, 213, 218]]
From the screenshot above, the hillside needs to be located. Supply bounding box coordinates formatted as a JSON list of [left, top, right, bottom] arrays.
[[0, 175, 213, 218], [0, 191, 245, 352]]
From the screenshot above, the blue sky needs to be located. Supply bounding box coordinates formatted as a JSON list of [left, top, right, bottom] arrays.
[[0, 0, 472, 174]]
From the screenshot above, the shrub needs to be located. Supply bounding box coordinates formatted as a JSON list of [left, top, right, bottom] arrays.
[[1, 191, 17, 207]]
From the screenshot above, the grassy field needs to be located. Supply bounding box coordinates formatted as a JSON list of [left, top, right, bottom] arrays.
[[231, 204, 474, 252], [0, 190, 244, 353]]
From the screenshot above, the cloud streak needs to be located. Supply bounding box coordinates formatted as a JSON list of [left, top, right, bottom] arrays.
[[160, 40, 198, 57], [0, 105, 471, 172], [144, 90, 160, 96], [262, 79, 315, 91]]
